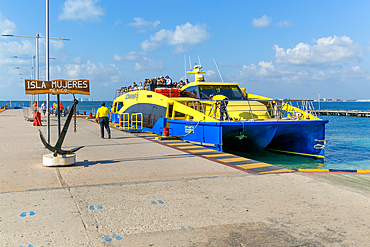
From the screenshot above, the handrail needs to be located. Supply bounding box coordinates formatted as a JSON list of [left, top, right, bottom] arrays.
[[131, 113, 143, 130], [177, 99, 319, 121], [119, 113, 130, 130]]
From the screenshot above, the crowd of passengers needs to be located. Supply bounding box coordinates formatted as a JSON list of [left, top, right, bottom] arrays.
[[117, 75, 191, 96]]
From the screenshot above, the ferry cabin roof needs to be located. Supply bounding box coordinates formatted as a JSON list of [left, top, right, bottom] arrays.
[[181, 82, 247, 100]]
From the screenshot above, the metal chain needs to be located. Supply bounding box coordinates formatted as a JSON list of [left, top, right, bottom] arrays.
[[74, 106, 77, 133]]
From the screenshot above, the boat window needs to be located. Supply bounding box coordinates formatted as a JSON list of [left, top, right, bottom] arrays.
[[231, 86, 246, 100], [168, 104, 173, 118], [199, 86, 215, 99], [174, 111, 185, 118], [181, 86, 199, 99], [213, 85, 246, 100], [118, 102, 123, 111]]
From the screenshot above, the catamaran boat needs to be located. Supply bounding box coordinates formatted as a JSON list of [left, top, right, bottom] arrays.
[[110, 65, 328, 159]]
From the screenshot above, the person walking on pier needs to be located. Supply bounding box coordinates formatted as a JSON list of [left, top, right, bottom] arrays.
[[96, 102, 111, 139], [41, 102, 46, 116]]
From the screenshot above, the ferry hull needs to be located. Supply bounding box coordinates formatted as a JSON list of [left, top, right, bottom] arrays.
[[166, 119, 328, 158], [111, 107, 327, 158]]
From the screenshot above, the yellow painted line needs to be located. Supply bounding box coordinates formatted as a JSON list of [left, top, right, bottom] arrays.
[[217, 157, 249, 163], [202, 153, 235, 157], [167, 142, 191, 146], [267, 149, 325, 159], [259, 169, 295, 174], [158, 140, 184, 142], [297, 168, 329, 172], [187, 149, 218, 153], [236, 163, 272, 169], [357, 170, 370, 174], [175, 146, 204, 149]]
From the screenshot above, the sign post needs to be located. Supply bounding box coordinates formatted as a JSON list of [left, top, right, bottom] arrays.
[[25, 78, 90, 166], [25, 79, 90, 95]]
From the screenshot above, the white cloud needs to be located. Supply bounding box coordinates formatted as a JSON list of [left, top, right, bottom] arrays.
[[206, 70, 216, 77], [218, 62, 241, 68], [352, 66, 361, 72], [226, 58, 369, 88], [113, 18, 122, 28], [252, 14, 292, 28], [140, 39, 162, 52], [274, 35, 363, 67], [113, 51, 163, 71], [276, 20, 292, 27], [52, 59, 127, 84], [0, 40, 34, 65], [51, 40, 65, 50], [0, 13, 17, 35], [252, 15, 272, 28], [141, 22, 209, 52], [59, 0, 105, 21], [227, 61, 282, 83], [258, 61, 274, 69], [172, 45, 191, 55], [128, 17, 160, 32]]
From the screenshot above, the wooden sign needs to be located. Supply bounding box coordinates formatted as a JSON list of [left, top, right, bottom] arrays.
[[25, 79, 90, 95]]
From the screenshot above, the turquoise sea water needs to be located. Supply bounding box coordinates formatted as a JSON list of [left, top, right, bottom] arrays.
[[2, 100, 370, 170], [227, 102, 370, 170], [0, 100, 113, 116]]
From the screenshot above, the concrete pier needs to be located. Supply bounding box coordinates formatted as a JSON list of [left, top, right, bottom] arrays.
[[1, 109, 370, 246]]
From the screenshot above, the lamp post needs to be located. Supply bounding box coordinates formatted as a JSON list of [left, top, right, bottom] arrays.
[[13, 56, 36, 107], [15, 66, 35, 111], [2, 33, 69, 143]]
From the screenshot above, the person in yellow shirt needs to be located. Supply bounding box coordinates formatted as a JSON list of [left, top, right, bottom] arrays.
[[96, 102, 111, 139]]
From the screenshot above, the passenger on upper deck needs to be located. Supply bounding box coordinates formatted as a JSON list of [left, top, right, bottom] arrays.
[[186, 79, 190, 84], [149, 77, 157, 91], [138, 82, 144, 90], [157, 76, 166, 86], [165, 75, 172, 85], [143, 81, 150, 90], [132, 82, 137, 90]]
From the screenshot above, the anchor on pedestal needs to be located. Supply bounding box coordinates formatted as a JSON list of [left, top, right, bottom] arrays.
[[39, 98, 84, 158]]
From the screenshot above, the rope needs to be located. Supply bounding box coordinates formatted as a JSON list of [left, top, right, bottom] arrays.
[[173, 118, 204, 138]]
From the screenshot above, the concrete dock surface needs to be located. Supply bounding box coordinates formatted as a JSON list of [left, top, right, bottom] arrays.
[[1, 109, 370, 246]]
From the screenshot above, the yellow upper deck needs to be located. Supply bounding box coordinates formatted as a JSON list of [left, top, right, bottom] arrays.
[[112, 64, 320, 121]]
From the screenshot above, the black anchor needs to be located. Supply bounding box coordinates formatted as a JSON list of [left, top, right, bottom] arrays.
[[39, 98, 84, 157]]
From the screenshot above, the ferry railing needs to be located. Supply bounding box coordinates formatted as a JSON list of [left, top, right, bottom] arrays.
[[23, 107, 34, 121], [119, 113, 130, 130], [131, 113, 143, 130], [75, 106, 95, 116], [283, 100, 318, 118], [178, 99, 318, 121], [117, 112, 143, 130]]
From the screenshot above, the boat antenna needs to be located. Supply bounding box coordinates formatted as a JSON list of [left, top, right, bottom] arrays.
[[198, 55, 202, 66], [189, 56, 192, 69], [184, 54, 187, 82], [213, 58, 224, 82]]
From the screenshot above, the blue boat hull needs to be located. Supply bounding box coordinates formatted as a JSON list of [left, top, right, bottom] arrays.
[[166, 119, 328, 158], [111, 109, 328, 158]]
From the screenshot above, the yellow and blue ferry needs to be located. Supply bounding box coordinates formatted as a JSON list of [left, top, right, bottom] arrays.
[[111, 65, 328, 159]]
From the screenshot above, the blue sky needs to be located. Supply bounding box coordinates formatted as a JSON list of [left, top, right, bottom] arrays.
[[1, 0, 370, 100]]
